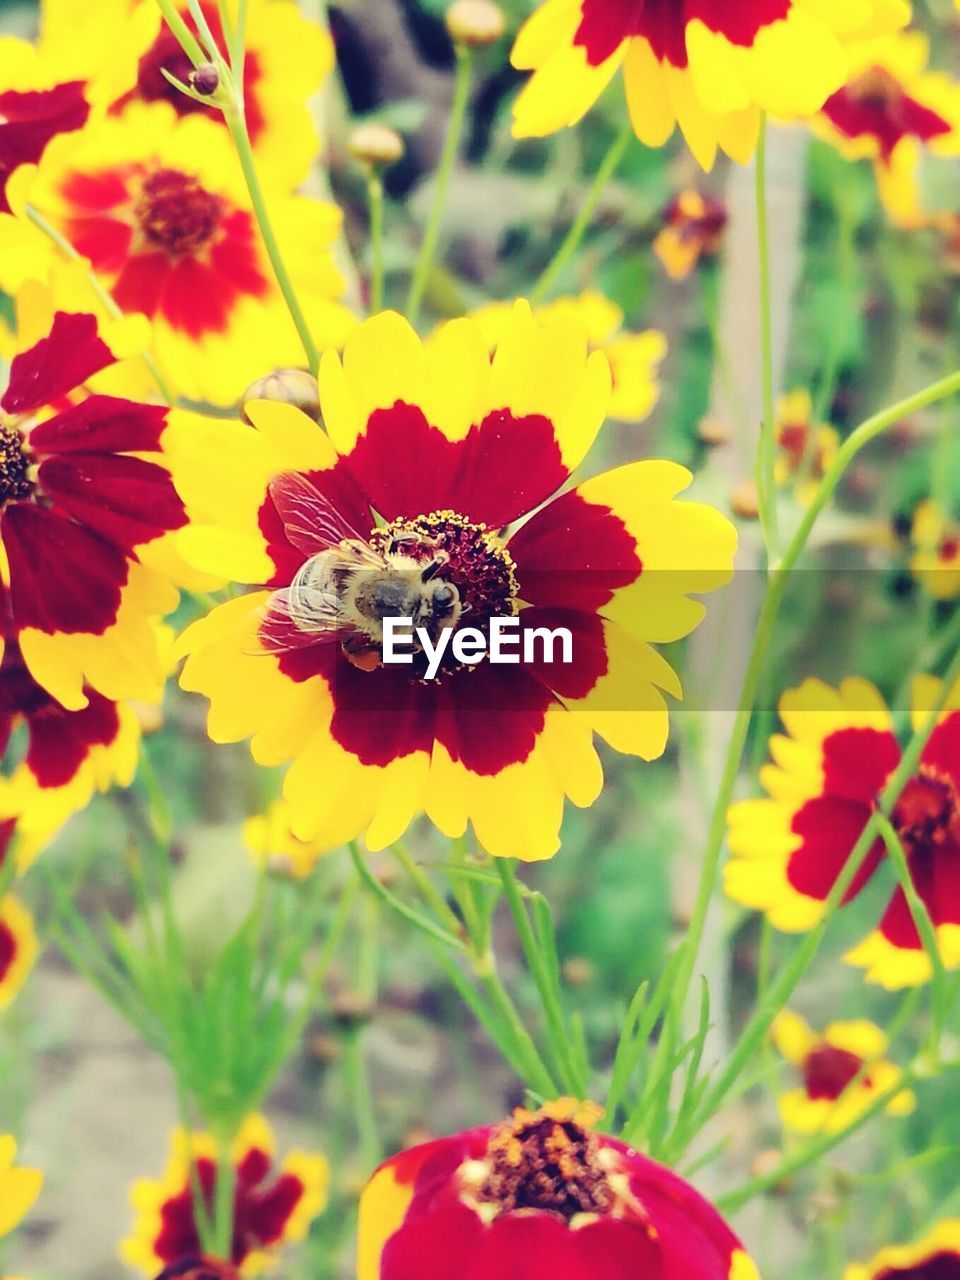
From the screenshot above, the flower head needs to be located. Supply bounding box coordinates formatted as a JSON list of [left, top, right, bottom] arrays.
[[469, 291, 666, 423], [121, 1115, 328, 1276], [0, 894, 38, 1010], [816, 32, 960, 226], [725, 675, 960, 988], [0, 1134, 42, 1240], [0, 37, 89, 214], [773, 390, 839, 505], [0, 307, 193, 711], [653, 190, 727, 281], [910, 500, 960, 601], [846, 1221, 960, 1280], [39, 0, 333, 185], [358, 1099, 760, 1280], [771, 1010, 914, 1135], [510, 0, 911, 170], [244, 800, 333, 879], [0, 103, 353, 405], [173, 305, 735, 861]]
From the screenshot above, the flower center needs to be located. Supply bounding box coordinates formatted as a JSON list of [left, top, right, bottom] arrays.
[[368, 510, 518, 678], [802, 1044, 867, 1102], [459, 1103, 613, 1222], [0, 419, 33, 505], [847, 66, 902, 114], [892, 766, 960, 858], [135, 168, 223, 256]]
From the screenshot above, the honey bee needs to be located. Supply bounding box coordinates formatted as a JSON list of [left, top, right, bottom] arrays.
[[153, 1257, 239, 1280], [259, 472, 463, 671]]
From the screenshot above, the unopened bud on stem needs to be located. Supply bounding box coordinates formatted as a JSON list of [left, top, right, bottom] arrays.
[[348, 123, 405, 168], [191, 63, 220, 96], [446, 0, 506, 46]]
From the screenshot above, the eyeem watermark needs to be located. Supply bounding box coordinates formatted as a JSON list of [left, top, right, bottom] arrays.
[[382, 616, 573, 681]]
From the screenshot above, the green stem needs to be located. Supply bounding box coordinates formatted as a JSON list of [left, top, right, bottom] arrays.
[[212, 1136, 237, 1260], [531, 123, 632, 305], [222, 103, 320, 373], [25, 204, 175, 405], [754, 116, 779, 559], [497, 861, 585, 1094], [367, 171, 385, 313], [668, 366, 960, 1033], [347, 841, 466, 952], [154, 0, 207, 66], [390, 841, 462, 938], [406, 44, 472, 326]]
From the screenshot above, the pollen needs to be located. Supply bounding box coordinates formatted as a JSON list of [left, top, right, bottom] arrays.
[[463, 1100, 614, 1221], [0, 419, 32, 505], [135, 168, 224, 256]]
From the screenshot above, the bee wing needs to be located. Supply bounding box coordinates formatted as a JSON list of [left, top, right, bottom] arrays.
[[269, 471, 372, 558], [256, 586, 359, 655]]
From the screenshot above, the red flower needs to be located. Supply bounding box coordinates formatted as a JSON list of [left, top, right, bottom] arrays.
[[0, 310, 185, 710], [0, 79, 89, 213], [358, 1101, 760, 1280]]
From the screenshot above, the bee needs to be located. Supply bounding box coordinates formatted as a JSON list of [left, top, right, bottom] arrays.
[[259, 472, 463, 671], [153, 1257, 239, 1280]]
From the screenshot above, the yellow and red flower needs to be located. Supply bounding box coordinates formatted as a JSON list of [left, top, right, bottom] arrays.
[[0, 1134, 42, 1242], [510, 0, 911, 170], [38, 0, 334, 187], [121, 1115, 328, 1276], [726, 675, 960, 989], [244, 800, 333, 880], [0, 38, 89, 215], [910, 500, 960, 601], [0, 306, 193, 713], [0, 102, 353, 406], [846, 1221, 960, 1280], [172, 305, 736, 861], [469, 291, 667, 423], [771, 1010, 915, 1135], [773, 390, 839, 505], [815, 31, 960, 226], [0, 894, 38, 1010], [358, 1099, 760, 1280], [653, 190, 727, 281]]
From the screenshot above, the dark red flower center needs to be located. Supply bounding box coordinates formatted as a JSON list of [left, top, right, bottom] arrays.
[[892, 767, 960, 859], [778, 422, 810, 467], [135, 168, 224, 257], [0, 918, 15, 984], [876, 1257, 960, 1280], [0, 419, 33, 506], [462, 1108, 613, 1220], [802, 1043, 867, 1101], [823, 67, 952, 161]]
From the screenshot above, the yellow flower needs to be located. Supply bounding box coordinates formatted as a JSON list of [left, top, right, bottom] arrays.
[[910, 499, 960, 601], [726, 674, 960, 989], [0, 1135, 42, 1241], [171, 304, 736, 861], [773, 390, 839, 505], [846, 1221, 960, 1280], [37, 0, 333, 186], [121, 1115, 329, 1276], [772, 1010, 915, 1136], [653, 190, 727, 281], [510, 0, 911, 170], [0, 102, 354, 407], [244, 800, 334, 879], [814, 30, 960, 227], [0, 896, 38, 1011], [469, 291, 666, 423]]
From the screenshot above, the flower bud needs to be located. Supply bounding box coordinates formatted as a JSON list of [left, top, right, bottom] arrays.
[[348, 123, 405, 168], [697, 415, 732, 447], [241, 368, 321, 421], [191, 64, 220, 96], [446, 0, 506, 46], [730, 477, 760, 520]]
